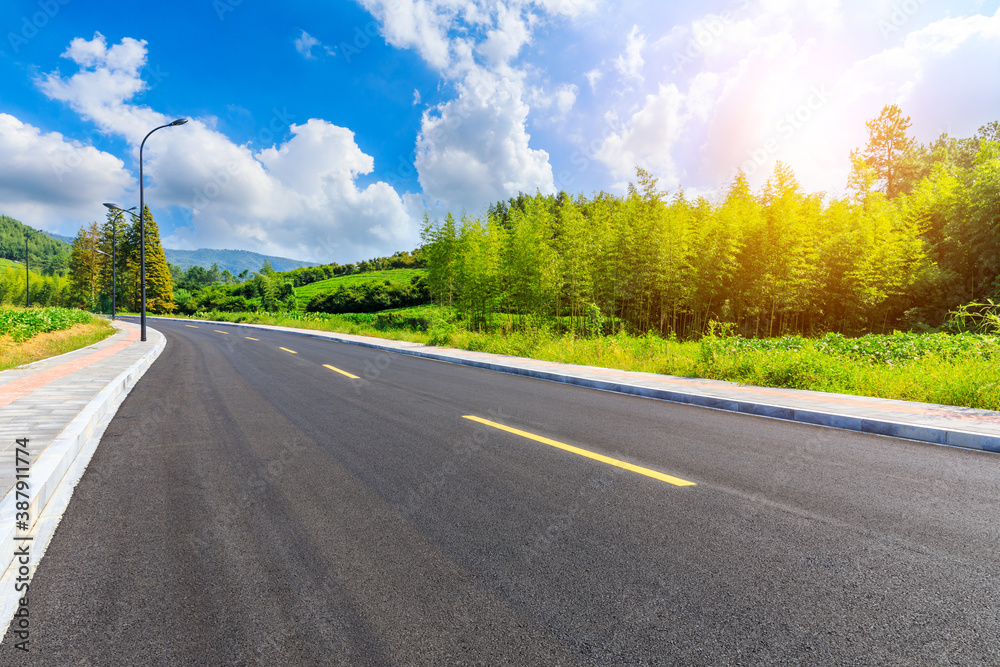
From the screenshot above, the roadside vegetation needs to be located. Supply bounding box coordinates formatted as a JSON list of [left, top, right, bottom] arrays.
[[167, 301, 1000, 411], [0, 307, 114, 371]]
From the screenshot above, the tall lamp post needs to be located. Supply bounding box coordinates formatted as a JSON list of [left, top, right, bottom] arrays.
[[101, 203, 131, 322], [130, 119, 187, 341]]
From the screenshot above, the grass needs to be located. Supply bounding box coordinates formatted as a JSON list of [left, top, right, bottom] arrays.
[[0, 258, 23, 269], [293, 269, 426, 310], [0, 306, 99, 341], [166, 305, 1000, 411], [0, 316, 115, 371]]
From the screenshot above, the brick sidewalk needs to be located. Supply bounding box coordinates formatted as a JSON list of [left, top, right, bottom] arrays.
[[0, 321, 154, 495]]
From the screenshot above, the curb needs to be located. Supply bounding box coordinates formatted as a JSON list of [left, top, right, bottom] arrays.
[[0, 323, 166, 579], [144, 316, 1000, 454]]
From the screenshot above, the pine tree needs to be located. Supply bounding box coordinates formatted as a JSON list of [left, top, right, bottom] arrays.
[[120, 206, 175, 313]]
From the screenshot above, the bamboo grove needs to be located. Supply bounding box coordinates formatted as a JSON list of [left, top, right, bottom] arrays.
[[422, 109, 1000, 339]]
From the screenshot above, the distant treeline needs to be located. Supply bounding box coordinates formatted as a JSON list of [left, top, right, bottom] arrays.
[[283, 250, 425, 287], [422, 107, 1000, 338]]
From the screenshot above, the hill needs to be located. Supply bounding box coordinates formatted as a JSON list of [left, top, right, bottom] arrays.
[[294, 269, 425, 304], [2, 215, 71, 275], [164, 248, 317, 274]]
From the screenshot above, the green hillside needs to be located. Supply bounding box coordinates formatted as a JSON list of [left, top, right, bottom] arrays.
[[1, 215, 71, 275], [0, 258, 23, 269], [294, 268, 427, 312]]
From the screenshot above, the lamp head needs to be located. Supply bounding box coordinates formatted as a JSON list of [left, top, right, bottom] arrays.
[[169, 118, 188, 126], [103, 202, 119, 210]]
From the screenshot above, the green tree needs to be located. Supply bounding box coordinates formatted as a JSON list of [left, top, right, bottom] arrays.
[[859, 104, 919, 199], [119, 206, 175, 313], [67, 223, 101, 308]]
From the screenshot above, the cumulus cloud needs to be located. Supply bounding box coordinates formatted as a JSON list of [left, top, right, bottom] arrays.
[[357, 1, 591, 215], [35, 33, 418, 262], [416, 71, 554, 212], [0, 113, 130, 231]]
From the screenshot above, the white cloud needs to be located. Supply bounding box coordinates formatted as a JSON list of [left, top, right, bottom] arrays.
[[0, 113, 131, 232], [596, 84, 687, 188], [356, 0, 454, 71], [614, 25, 646, 81], [528, 82, 579, 118], [584, 67, 602, 91], [356, 1, 597, 216], [34, 34, 418, 262], [416, 70, 554, 213], [294, 30, 322, 59]]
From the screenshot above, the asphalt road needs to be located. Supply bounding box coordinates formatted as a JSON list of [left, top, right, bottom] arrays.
[[2, 318, 999, 665]]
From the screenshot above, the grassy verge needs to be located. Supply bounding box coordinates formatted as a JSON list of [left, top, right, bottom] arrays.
[[168, 308, 1000, 411], [0, 318, 115, 371]]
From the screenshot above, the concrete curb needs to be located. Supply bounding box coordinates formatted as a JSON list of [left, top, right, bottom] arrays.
[[145, 316, 1000, 454], [0, 323, 166, 579]]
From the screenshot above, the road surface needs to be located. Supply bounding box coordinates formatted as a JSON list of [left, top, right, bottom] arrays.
[[3, 318, 999, 664]]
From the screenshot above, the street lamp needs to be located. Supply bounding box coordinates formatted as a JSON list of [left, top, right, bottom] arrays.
[[102, 203, 132, 322], [135, 118, 187, 341]]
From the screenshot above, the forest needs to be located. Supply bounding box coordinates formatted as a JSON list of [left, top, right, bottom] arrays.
[[421, 106, 1000, 338]]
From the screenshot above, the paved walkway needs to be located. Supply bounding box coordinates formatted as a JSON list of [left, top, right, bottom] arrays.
[[0, 320, 164, 579], [0, 321, 148, 495]]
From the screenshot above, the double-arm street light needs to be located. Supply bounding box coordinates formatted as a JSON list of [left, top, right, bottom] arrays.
[[106, 118, 187, 341]]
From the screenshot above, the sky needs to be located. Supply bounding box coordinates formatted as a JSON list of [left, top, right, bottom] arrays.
[[1, 0, 999, 265]]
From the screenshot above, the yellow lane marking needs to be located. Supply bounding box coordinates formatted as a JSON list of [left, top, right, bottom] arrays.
[[214, 330, 229, 334], [463, 416, 696, 487], [324, 364, 359, 379], [280, 347, 297, 354], [245, 337, 260, 341], [185, 325, 199, 328]]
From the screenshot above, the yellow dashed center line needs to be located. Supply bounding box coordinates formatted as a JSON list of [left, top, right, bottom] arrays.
[[245, 337, 260, 341], [324, 364, 359, 379], [280, 347, 297, 354], [185, 325, 198, 328], [214, 330, 229, 334], [463, 416, 696, 487]]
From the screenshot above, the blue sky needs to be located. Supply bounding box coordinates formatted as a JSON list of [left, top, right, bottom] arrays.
[[2, 0, 999, 264]]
